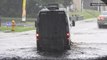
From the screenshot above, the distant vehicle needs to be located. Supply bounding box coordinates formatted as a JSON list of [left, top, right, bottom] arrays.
[[35, 4, 75, 51], [97, 11, 107, 28]]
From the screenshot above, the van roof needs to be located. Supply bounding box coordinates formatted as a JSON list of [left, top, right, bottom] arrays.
[[40, 8, 67, 12]]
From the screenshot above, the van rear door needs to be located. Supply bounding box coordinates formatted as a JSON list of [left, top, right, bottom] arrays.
[[38, 11, 68, 50]]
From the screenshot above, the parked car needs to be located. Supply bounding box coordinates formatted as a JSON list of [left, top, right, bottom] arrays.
[[97, 11, 107, 28], [35, 4, 74, 51]]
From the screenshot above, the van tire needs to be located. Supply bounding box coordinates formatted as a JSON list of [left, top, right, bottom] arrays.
[[65, 41, 71, 50], [37, 41, 42, 51], [66, 40, 72, 50], [66, 45, 71, 50]]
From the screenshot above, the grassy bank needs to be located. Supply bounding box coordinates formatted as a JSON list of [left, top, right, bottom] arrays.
[[1, 17, 36, 22], [70, 9, 100, 19], [0, 26, 35, 32]]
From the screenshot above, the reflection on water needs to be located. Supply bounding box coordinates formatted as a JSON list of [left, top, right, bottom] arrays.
[[0, 43, 107, 60]]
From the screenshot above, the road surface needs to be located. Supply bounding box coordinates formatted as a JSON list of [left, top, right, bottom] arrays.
[[0, 19, 107, 60]]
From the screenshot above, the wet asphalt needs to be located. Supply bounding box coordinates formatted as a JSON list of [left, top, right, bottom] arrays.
[[0, 19, 107, 60]]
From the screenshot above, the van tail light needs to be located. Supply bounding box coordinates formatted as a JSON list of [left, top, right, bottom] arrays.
[[36, 33, 39, 40], [98, 16, 105, 21], [66, 32, 70, 40]]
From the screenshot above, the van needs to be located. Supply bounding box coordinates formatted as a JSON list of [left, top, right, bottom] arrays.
[[35, 5, 74, 51]]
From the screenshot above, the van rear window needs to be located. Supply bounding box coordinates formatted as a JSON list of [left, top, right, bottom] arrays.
[[38, 11, 68, 36], [39, 11, 67, 24], [40, 11, 65, 15]]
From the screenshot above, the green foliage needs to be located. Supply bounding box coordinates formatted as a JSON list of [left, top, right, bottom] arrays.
[[101, 0, 107, 4], [1, 26, 35, 32], [0, 0, 22, 17], [0, 0, 72, 18], [70, 9, 100, 19], [36, 0, 72, 6]]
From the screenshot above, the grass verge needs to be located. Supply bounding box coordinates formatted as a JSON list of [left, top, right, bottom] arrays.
[[70, 9, 100, 19], [0, 26, 35, 32]]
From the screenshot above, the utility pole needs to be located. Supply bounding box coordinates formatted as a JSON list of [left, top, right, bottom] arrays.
[[97, 0, 101, 12], [81, 0, 83, 12], [0, 16, 1, 28], [22, 0, 26, 22]]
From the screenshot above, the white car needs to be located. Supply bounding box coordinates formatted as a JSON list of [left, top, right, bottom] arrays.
[[97, 11, 107, 28]]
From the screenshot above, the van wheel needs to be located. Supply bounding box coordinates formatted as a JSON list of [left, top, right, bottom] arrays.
[[66, 45, 71, 50], [65, 40, 71, 50], [37, 41, 42, 51], [98, 24, 103, 28], [65, 42, 71, 50]]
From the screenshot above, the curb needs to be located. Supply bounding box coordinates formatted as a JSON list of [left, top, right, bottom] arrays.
[[83, 18, 97, 22]]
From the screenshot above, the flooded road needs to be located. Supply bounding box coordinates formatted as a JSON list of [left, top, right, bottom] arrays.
[[0, 19, 107, 60]]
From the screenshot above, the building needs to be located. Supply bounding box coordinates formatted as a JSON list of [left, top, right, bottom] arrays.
[[72, 0, 82, 11], [73, 0, 107, 12]]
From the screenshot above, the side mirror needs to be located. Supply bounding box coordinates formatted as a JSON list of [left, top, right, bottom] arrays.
[[72, 20, 75, 26], [35, 21, 37, 27], [69, 17, 71, 21], [35, 18, 38, 27]]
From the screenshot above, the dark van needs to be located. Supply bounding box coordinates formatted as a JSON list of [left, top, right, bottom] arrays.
[[35, 5, 73, 51]]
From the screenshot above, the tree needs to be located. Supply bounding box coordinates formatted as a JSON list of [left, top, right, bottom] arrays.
[[0, 0, 73, 18], [0, 0, 22, 17], [36, 0, 72, 7], [101, 0, 107, 4]]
